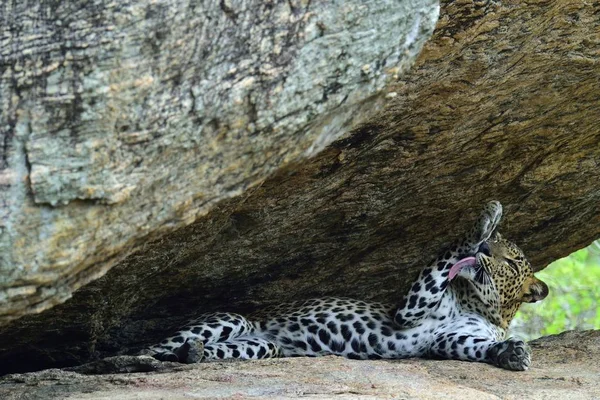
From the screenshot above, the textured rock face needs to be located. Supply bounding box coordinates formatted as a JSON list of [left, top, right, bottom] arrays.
[[1, 330, 599, 399], [0, 0, 439, 323], [1, 0, 599, 377]]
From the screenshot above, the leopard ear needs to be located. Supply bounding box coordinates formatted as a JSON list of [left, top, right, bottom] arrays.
[[492, 231, 502, 241], [522, 277, 549, 303], [530, 278, 549, 302]]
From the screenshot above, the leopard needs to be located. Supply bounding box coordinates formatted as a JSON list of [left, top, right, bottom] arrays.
[[143, 201, 548, 371]]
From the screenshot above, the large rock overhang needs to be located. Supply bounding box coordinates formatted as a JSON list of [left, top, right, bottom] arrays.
[[1, 0, 599, 376], [0, 0, 440, 324]]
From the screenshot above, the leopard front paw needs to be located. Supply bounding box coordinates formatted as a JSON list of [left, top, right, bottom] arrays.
[[470, 201, 503, 246], [487, 338, 531, 371]]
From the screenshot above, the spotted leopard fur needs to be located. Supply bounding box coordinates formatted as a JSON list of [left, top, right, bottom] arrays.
[[144, 201, 548, 371]]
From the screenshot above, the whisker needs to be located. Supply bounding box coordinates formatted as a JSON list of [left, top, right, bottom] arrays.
[[475, 265, 492, 285]]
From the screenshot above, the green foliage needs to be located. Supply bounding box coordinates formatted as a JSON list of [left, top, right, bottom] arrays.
[[511, 241, 600, 341]]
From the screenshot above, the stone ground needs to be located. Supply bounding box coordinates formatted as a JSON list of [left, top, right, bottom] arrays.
[[1, 330, 598, 400]]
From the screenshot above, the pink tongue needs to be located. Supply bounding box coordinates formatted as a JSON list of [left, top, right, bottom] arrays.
[[449, 257, 477, 280]]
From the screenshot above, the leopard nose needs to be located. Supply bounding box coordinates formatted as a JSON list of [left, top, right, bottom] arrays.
[[478, 242, 491, 257]]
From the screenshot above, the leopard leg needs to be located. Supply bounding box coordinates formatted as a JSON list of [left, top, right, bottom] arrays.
[[393, 201, 503, 329], [428, 316, 531, 371], [430, 332, 530, 371], [145, 312, 254, 363], [203, 336, 281, 360]]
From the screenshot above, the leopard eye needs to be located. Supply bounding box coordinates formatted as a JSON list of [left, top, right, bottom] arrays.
[[505, 259, 519, 272]]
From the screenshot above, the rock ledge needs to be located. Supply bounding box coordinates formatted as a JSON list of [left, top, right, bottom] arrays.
[[1, 330, 598, 400]]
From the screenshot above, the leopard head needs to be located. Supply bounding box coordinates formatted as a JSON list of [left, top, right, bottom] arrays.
[[476, 233, 549, 328]]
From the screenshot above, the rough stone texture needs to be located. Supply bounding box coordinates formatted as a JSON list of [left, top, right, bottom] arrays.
[[0, 0, 439, 323], [1, 330, 599, 399], [1, 0, 600, 377]]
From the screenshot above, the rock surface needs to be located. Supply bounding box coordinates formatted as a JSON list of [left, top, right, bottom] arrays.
[[1, 0, 599, 378], [1, 330, 599, 399], [0, 0, 439, 323]]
